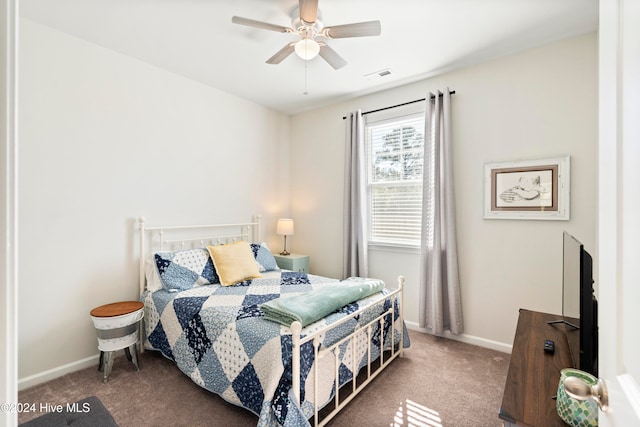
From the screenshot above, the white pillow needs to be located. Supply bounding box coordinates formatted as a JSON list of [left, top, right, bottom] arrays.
[[145, 253, 163, 292]]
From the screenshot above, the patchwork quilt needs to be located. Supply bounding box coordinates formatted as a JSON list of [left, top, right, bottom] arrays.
[[141, 271, 409, 427]]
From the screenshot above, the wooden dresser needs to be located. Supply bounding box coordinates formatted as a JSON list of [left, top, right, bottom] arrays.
[[499, 309, 575, 426]]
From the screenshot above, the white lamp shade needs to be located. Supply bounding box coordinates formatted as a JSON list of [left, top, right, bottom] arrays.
[[294, 38, 320, 60], [277, 218, 295, 235]]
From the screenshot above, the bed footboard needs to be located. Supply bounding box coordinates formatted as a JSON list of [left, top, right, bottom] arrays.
[[290, 276, 405, 427]]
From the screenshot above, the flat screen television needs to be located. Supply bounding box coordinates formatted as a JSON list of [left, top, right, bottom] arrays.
[[552, 231, 598, 376]]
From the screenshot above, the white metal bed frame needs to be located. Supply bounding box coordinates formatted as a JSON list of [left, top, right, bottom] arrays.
[[137, 216, 405, 427]]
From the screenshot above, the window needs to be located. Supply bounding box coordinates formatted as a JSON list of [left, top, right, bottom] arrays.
[[365, 110, 425, 246]]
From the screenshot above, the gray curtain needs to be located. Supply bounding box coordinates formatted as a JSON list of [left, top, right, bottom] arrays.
[[343, 110, 368, 278], [419, 89, 464, 335]]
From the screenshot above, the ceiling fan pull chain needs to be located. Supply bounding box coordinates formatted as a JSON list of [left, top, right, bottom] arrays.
[[304, 60, 309, 95]]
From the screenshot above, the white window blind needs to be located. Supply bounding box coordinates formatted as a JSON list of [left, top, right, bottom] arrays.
[[366, 112, 425, 246]]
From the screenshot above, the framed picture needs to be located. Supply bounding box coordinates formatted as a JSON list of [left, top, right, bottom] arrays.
[[484, 156, 570, 220]]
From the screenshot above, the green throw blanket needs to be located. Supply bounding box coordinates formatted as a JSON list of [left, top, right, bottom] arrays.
[[260, 277, 386, 327]]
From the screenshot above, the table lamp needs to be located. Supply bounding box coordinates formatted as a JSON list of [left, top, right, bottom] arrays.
[[276, 218, 294, 255]]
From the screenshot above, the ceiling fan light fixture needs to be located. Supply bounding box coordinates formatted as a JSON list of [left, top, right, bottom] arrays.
[[232, 1, 381, 69], [294, 38, 320, 60]]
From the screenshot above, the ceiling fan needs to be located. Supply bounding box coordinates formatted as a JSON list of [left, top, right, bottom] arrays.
[[231, 0, 381, 70]]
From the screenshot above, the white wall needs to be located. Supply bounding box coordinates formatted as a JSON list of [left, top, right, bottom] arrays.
[[18, 19, 290, 384], [290, 33, 597, 351]]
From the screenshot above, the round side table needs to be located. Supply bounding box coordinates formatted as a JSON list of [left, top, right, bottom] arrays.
[[90, 301, 144, 383]]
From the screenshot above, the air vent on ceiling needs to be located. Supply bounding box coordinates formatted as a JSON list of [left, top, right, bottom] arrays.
[[364, 69, 392, 81]]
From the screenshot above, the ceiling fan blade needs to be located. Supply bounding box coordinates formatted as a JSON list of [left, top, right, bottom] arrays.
[[299, 0, 319, 23], [323, 21, 382, 38], [319, 43, 347, 70], [266, 43, 296, 64], [231, 16, 293, 33]]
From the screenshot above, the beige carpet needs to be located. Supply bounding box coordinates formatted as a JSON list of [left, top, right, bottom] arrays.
[[18, 330, 510, 426]]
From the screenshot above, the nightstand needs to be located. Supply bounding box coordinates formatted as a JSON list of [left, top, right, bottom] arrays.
[[90, 301, 144, 383], [273, 253, 310, 273]]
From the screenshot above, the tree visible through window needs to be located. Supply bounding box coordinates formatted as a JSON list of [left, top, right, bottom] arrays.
[[366, 113, 425, 246]]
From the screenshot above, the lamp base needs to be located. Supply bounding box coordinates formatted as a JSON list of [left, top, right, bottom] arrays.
[[280, 235, 290, 256]]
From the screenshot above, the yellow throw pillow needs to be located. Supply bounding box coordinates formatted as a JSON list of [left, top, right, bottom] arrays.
[[207, 241, 262, 286]]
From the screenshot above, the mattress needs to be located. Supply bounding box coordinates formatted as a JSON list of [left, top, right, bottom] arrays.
[[141, 270, 409, 426]]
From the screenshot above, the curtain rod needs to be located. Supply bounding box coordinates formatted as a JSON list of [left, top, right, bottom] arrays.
[[342, 90, 456, 120]]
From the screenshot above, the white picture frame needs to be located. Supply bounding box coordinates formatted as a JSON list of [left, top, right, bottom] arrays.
[[484, 156, 570, 220]]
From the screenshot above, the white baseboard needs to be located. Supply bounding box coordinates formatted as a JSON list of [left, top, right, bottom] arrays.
[[405, 321, 513, 354], [18, 326, 512, 391], [18, 354, 101, 391]]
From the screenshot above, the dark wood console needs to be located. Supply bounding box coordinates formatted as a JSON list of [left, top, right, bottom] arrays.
[[499, 309, 575, 426]]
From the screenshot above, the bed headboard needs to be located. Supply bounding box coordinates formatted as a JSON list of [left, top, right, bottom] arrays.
[[137, 215, 261, 295]]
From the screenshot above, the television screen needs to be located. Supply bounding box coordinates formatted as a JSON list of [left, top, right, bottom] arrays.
[[562, 232, 581, 326], [559, 231, 598, 376]]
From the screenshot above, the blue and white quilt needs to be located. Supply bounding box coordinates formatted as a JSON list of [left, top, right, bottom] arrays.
[[141, 271, 410, 427]]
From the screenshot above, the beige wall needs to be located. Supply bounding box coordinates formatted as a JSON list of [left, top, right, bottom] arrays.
[[18, 19, 290, 385], [290, 33, 598, 351]]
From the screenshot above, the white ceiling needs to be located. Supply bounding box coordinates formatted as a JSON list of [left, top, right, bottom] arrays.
[[20, 0, 598, 115]]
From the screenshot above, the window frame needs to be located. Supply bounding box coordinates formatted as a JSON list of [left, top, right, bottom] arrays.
[[364, 104, 426, 249]]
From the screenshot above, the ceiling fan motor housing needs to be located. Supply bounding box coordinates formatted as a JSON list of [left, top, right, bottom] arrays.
[[231, 0, 381, 69]]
